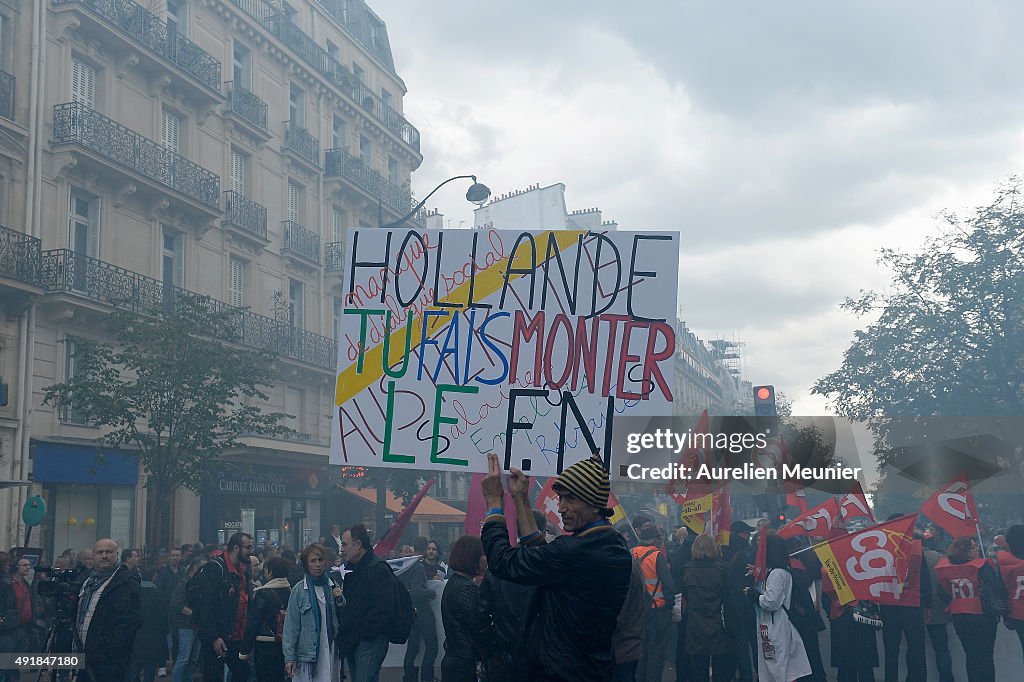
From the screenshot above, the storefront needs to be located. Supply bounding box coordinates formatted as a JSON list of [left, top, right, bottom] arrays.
[[200, 464, 326, 549], [31, 441, 141, 560]]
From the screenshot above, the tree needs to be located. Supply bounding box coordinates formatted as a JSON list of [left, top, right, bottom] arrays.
[[813, 178, 1024, 491], [814, 178, 1024, 420], [43, 293, 289, 550]]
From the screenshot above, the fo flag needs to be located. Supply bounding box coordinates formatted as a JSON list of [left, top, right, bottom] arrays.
[[919, 472, 979, 538], [814, 514, 918, 605], [778, 497, 841, 539]]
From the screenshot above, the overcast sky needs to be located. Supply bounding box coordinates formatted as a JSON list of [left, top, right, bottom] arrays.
[[373, 0, 1024, 414]]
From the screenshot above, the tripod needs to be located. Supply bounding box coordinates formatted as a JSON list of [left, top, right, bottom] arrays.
[[33, 614, 77, 682]]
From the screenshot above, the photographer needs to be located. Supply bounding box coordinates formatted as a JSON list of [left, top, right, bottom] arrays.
[[74, 538, 143, 682]]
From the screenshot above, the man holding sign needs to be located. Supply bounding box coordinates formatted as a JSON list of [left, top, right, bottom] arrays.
[[479, 452, 631, 682]]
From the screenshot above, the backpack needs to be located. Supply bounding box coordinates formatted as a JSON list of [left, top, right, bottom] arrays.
[[383, 567, 416, 644]]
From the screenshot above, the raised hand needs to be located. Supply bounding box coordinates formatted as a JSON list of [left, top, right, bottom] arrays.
[[481, 453, 505, 508]]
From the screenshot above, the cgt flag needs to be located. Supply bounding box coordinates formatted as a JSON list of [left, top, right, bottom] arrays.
[[778, 497, 842, 539], [919, 472, 979, 538], [814, 513, 919, 605], [838, 481, 874, 524]]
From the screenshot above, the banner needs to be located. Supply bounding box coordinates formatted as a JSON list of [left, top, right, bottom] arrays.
[[814, 514, 919, 605], [778, 497, 842, 539], [919, 472, 979, 538], [331, 228, 679, 476]]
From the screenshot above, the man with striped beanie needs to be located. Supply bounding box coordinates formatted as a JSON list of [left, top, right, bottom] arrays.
[[480, 452, 632, 682]]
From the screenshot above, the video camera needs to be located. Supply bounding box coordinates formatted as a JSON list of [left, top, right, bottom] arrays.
[[35, 565, 85, 612]]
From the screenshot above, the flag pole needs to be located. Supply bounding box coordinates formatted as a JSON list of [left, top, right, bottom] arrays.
[[976, 523, 987, 557]]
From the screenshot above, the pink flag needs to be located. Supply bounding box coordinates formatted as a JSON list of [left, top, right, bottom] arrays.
[[373, 478, 434, 557]]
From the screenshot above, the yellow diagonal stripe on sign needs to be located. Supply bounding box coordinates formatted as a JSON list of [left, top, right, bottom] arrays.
[[678, 494, 712, 517], [815, 542, 856, 605], [335, 231, 586, 406]]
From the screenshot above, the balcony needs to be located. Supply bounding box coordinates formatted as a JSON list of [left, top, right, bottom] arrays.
[[53, 0, 222, 98], [226, 84, 270, 137], [225, 2, 420, 156], [324, 148, 424, 227], [40, 249, 337, 369], [223, 191, 268, 243], [282, 221, 320, 264], [325, 241, 345, 272], [0, 224, 42, 293], [52, 102, 221, 214], [283, 122, 320, 169], [0, 69, 13, 121]]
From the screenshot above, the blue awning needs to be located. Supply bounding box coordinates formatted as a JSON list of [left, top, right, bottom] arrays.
[[32, 442, 139, 486]]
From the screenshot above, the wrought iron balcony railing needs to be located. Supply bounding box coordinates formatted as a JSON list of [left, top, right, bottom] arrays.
[[283, 122, 320, 167], [0, 224, 42, 286], [40, 249, 337, 368], [52, 102, 221, 210], [224, 191, 268, 240], [282, 221, 321, 264], [324, 241, 345, 272], [0, 69, 13, 121], [324, 148, 424, 227], [54, 0, 222, 93], [227, 1, 420, 154], [227, 84, 269, 133]]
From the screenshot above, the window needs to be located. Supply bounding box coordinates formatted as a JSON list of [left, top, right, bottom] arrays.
[[359, 135, 372, 165], [285, 386, 305, 434], [68, 188, 99, 260], [161, 109, 181, 153], [326, 40, 339, 64], [0, 16, 8, 70], [227, 256, 246, 308], [287, 181, 302, 223], [232, 41, 252, 89], [62, 338, 88, 425], [387, 156, 399, 185], [71, 58, 96, 109], [230, 149, 247, 195], [161, 227, 184, 289], [333, 297, 343, 342], [288, 278, 304, 330], [289, 83, 305, 128], [352, 63, 364, 83], [331, 207, 345, 243], [166, 1, 187, 38], [381, 88, 392, 108], [331, 116, 347, 151]]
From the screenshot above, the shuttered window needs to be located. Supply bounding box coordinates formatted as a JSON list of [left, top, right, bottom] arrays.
[[287, 181, 301, 223], [227, 256, 245, 308], [331, 207, 344, 243], [71, 58, 96, 108], [230, 149, 246, 195], [161, 110, 180, 152]]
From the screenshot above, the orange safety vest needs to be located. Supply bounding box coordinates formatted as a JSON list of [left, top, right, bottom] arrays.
[[934, 557, 989, 615], [997, 551, 1024, 620], [631, 545, 666, 608]]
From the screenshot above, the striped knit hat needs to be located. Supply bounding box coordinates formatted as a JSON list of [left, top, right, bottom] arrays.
[[552, 455, 612, 516]]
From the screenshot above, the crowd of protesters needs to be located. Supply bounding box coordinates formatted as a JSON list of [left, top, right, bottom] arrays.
[[1, 459, 1023, 682]]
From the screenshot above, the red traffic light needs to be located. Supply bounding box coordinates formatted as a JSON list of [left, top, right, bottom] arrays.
[[778, 514, 786, 522], [756, 386, 773, 401]]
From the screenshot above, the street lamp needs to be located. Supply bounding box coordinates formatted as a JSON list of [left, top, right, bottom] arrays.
[[380, 174, 491, 228]]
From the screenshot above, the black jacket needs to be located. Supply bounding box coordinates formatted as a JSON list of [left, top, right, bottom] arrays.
[[195, 554, 252, 644], [241, 577, 291, 654], [132, 582, 169, 665], [156, 564, 184, 599], [481, 518, 631, 682], [441, 572, 495, 661], [476, 570, 535, 658], [77, 565, 143, 667], [338, 551, 393, 655], [399, 559, 435, 609], [680, 559, 733, 656]]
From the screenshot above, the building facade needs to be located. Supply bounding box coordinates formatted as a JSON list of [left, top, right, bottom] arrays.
[[0, 0, 423, 556]]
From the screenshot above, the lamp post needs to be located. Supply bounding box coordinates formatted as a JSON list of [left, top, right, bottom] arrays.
[[380, 174, 491, 228]]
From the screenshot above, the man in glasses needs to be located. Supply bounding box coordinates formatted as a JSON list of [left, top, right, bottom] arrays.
[[196, 532, 254, 682]]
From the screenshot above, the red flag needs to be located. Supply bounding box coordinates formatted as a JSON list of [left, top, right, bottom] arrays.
[[374, 478, 435, 557], [814, 514, 919, 605], [752, 529, 768, 583], [919, 472, 979, 538], [666, 410, 712, 503], [778, 497, 842, 539], [785, 480, 809, 513], [838, 481, 874, 524]]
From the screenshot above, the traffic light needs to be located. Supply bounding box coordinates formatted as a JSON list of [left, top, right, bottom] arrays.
[[753, 384, 778, 437]]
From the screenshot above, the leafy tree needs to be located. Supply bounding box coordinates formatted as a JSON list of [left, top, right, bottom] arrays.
[[43, 293, 289, 549], [814, 178, 1024, 420]]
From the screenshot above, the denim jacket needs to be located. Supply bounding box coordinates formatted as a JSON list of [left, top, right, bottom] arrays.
[[281, 578, 339, 664]]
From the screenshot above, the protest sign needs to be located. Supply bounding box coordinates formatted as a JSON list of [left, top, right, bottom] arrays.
[[331, 228, 679, 475]]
